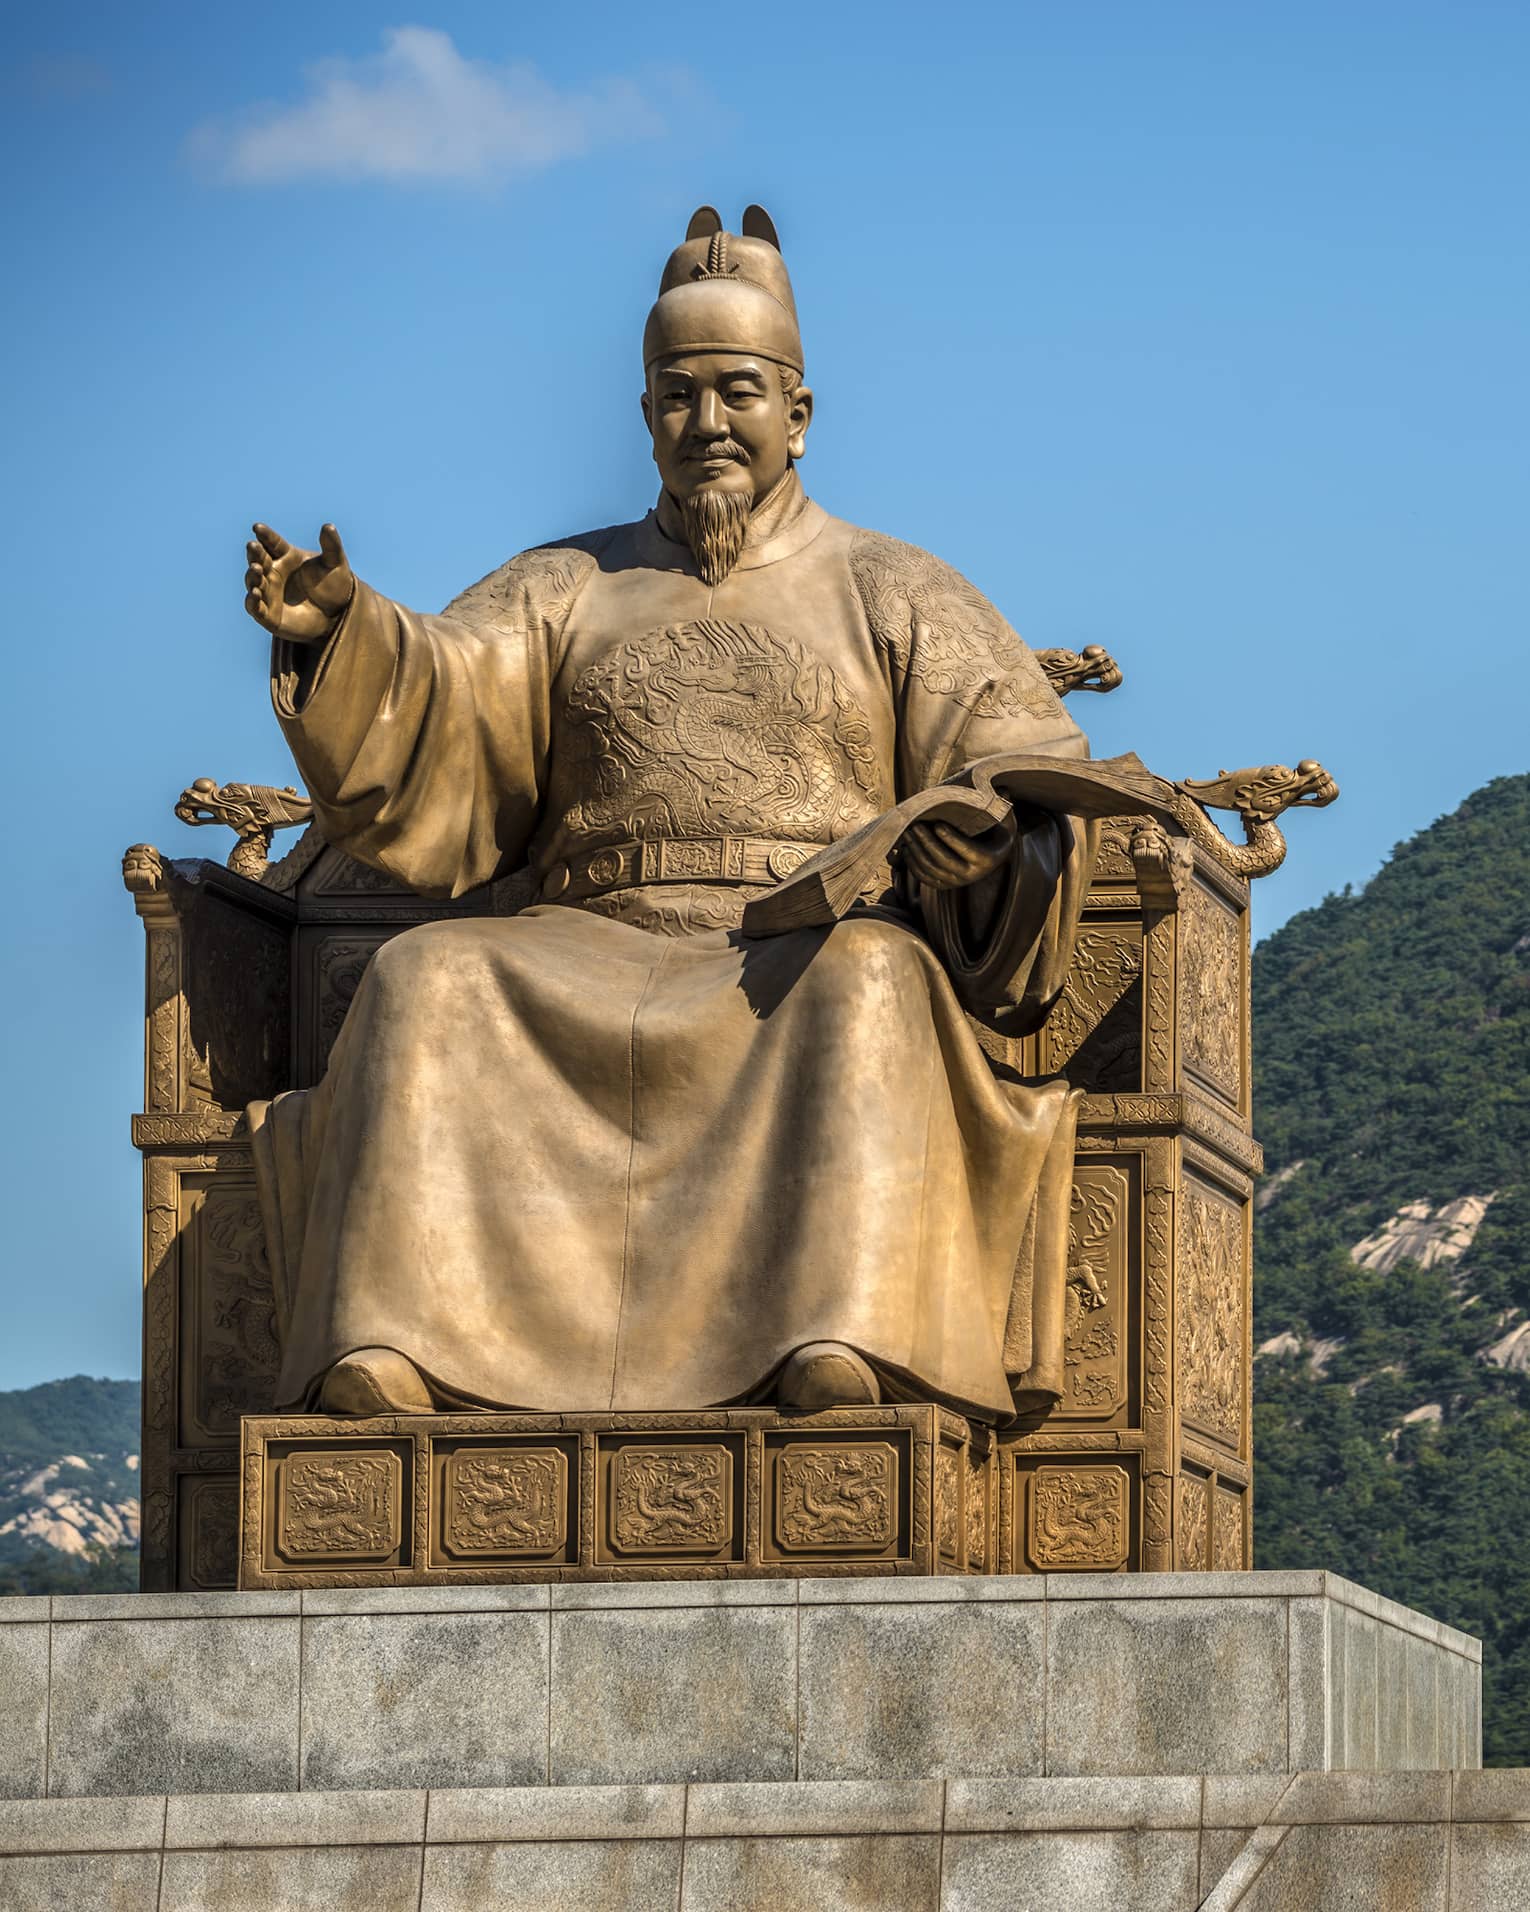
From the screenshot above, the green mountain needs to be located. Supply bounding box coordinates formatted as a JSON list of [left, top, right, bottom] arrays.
[[1252, 773, 1530, 1764], [0, 1377, 140, 1593]]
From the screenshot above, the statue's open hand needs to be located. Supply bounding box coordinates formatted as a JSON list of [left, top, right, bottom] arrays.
[[244, 522, 355, 642], [901, 819, 1011, 891]]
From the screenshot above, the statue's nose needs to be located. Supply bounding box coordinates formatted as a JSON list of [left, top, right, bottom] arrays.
[[692, 387, 726, 437]]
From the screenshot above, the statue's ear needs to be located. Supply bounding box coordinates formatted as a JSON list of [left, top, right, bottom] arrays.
[[741, 205, 781, 250], [686, 206, 723, 240]]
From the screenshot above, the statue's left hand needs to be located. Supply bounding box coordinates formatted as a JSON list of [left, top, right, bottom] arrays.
[[901, 819, 1011, 890]]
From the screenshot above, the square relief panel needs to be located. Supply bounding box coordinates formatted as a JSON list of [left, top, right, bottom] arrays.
[[265, 1439, 412, 1571], [431, 1436, 578, 1566], [763, 1431, 910, 1563], [1012, 1456, 1137, 1573], [595, 1433, 744, 1563]]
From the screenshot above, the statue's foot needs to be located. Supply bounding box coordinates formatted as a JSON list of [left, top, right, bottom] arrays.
[[777, 1342, 881, 1412], [319, 1348, 434, 1416]]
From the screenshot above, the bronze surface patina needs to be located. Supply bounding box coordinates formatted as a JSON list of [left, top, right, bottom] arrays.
[[123, 204, 1337, 1590]]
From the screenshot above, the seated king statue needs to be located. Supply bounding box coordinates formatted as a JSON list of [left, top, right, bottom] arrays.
[[241, 205, 1099, 1426]]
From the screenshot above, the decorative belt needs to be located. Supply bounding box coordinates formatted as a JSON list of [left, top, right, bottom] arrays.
[[542, 835, 826, 903]]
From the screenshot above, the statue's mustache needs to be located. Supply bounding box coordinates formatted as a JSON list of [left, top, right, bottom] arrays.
[[685, 439, 749, 463]]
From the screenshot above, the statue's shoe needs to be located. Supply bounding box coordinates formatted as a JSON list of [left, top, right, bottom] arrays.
[[319, 1348, 435, 1416], [777, 1342, 881, 1412]]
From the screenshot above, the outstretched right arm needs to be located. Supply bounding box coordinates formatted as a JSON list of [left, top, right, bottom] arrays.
[[247, 530, 589, 900]]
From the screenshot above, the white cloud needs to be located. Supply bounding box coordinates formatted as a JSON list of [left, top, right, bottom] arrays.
[[189, 27, 664, 187]]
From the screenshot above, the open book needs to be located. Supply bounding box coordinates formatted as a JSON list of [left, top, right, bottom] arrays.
[[742, 751, 1182, 936]]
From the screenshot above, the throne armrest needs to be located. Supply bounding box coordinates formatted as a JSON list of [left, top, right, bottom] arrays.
[[123, 843, 296, 1116]]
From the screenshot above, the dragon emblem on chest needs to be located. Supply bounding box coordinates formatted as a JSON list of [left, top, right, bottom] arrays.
[[557, 619, 886, 842]]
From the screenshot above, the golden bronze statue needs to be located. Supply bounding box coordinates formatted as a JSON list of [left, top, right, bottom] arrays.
[[233, 204, 1331, 1439]]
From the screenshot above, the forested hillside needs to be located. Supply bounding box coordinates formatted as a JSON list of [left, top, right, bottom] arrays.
[[1253, 774, 1530, 1764]]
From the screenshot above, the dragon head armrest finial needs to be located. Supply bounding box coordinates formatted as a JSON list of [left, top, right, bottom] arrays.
[[174, 778, 316, 881], [1172, 760, 1339, 878], [1036, 645, 1124, 697]]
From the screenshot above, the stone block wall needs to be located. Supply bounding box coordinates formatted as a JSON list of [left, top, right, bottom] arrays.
[[0, 1571, 1479, 1804]]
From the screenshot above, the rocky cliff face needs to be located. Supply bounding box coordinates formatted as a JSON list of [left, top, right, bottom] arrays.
[[0, 1378, 140, 1591], [1251, 773, 1530, 1764]]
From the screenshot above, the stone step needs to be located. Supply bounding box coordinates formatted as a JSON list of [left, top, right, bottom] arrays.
[[1, 1771, 1526, 1908]]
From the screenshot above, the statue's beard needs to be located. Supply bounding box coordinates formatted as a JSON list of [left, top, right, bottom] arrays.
[[679, 484, 753, 586]]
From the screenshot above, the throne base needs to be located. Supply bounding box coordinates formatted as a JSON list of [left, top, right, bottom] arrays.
[[238, 1405, 993, 1590]]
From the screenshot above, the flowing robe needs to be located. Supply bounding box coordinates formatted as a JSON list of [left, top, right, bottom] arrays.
[[251, 482, 1096, 1422]]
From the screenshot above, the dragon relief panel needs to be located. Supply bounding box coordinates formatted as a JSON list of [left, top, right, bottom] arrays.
[[303, 931, 397, 1081], [1179, 1179, 1246, 1448], [276, 1450, 402, 1562], [1178, 1473, 1210, 1570], [1213, 1487, 1246, 1571], [1027, 1465, 1130, 1570], [1092, 820, 1141, 882], [442, 1448, 567, 1557], [183, 1478, 240, 1590], [185, 1182, 280, 1445], [1042, 925, 1143, 1091], [554, 619, 887, 851], [774, 1442, 898, 1553], [1060, 1164, 1129, 1418], [608, 1444, 732, 1553], [1180, 880, 1243, 1105]]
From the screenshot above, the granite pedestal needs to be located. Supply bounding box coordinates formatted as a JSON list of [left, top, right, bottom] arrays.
[[0, 1571, 1497, 1907]]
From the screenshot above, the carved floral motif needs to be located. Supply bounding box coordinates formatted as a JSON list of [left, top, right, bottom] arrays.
[[1043, 927, 1142, 1090], [1213, 1487, 1245, 1570], [1028, 1465, 1129, 1569], [444, 1448, 565, 1555], [1181, 882, 1242, 1102], [1062, 1166, 1128, 1417], [966, 1449, 988, 1570], [1179, 1474, 1210, 1570], [936, 1444, 960, 1560], [776, 1443, 896, 1551], [192, 1188, 280, 1440], [1179, 1181, 1245, 1446], [610, 1446, 730, 1551]]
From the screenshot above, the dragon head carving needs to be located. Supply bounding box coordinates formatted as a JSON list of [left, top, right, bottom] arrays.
[[1181, 760, 1339, 827]]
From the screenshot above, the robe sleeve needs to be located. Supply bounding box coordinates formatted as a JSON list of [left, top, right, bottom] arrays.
[[270, 541, 599, 900], [849, 528, 1099, 1032]]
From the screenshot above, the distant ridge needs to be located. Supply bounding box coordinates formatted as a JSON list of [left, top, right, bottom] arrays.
[[1252, 773, 1530, 1764]]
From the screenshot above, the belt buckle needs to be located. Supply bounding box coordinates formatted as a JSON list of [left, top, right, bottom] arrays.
[[648, 838, 729, 882]]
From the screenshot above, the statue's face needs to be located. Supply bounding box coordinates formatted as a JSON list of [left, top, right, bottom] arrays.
[[643, 353, 812, 507]]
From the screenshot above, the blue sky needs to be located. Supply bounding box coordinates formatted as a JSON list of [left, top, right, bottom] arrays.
[[2, 2, 1526, 1389]]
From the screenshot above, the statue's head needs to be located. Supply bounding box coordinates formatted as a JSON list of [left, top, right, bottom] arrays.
[[641, 205, 814, 582]]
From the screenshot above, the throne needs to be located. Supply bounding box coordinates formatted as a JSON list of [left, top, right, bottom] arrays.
[[124, 645, 1330, 1591]]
